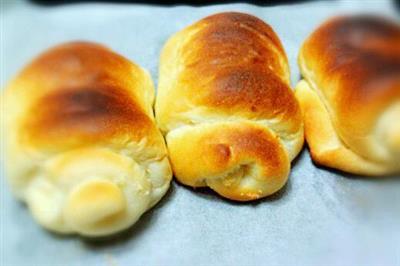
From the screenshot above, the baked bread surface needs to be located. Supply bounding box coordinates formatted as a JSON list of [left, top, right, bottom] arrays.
[[156, 12, 304, 201], [2, 42, 172, 236], [296, 15, 400, 175]]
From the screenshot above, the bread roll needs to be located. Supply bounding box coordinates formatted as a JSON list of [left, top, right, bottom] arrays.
[[156, 12, 304, 201], [2, 42, 172, 236], [295, 15, 400, 175]]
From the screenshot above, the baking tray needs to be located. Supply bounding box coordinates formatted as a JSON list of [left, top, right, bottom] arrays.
[[1, 1, 400, 265]]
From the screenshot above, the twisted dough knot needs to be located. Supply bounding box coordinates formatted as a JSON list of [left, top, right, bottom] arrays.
[[24, 148, 169, 236], [167, 122, 290, 201]]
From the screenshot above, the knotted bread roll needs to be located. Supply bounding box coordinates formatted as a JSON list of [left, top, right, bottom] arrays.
[[2, 42, 172, 236], [156, 12, 304, 201], [295, 15, 400, 176]]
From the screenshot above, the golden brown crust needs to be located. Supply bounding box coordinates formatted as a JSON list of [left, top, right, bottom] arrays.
[[173, 12, 300, 131], [156, 12, 303, 200], [300, 15, 400, 134], [170, 123, 287, 181], [167, 122, 290, 201], [203, 68, 300, 126], [24, 84, 152, 149], [298, 15, 400, 175], [3, 41, 172, 236], [12, 42, 158, 151], [295, 80, 397, 175], [201, 12, 286, 54], [181, 12, 289, 82]]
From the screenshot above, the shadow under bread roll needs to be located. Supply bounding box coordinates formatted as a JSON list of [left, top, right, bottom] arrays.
[[155, 12, 304, 201], [295, 15, 400, 176], [1, 42, 172, 236]]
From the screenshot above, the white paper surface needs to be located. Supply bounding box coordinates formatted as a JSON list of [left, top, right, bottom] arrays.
[[1, 1, 400, 265]]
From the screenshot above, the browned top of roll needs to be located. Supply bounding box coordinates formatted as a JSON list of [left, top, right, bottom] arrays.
[[160, 12, 301, 134], [300, 15, 400, 134], [9, 42, 158, 150]]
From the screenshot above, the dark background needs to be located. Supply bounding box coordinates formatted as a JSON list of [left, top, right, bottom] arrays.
[[29, 0, 400, 13]]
